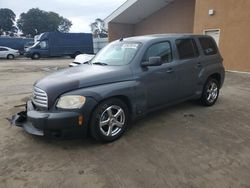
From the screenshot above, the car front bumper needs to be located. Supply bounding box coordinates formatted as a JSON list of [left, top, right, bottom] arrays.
[[11, 100, 96, 138]]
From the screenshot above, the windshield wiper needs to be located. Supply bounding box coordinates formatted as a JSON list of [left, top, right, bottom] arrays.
[[92, 62, 108, 66]]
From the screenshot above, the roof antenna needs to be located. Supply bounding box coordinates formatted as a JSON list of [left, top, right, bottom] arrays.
[[119, 34, 124, 42]]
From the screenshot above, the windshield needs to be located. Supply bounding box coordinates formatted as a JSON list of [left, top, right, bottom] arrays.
[[31, 41, 39, 48], [91, 41, 141, 66], [30, 41, 48, 49]]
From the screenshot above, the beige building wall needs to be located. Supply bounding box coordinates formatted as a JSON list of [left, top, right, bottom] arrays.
[[134, 0, 196, 35], [108, 0, 250, 71], [194, 0, 250, 71], [108, 0, 195, 42], [108, 22, 134, 42]]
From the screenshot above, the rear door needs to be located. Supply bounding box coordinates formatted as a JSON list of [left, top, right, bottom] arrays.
[[174, 38, 202, 99]]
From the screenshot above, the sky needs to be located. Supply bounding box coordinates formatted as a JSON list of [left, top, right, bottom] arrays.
[[0, 0, 126, 32]]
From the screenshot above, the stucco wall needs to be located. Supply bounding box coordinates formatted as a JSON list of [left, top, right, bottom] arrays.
[[108, 22, 134, 42], [108, 0, 250, 71], [134, 0, 196, 35], [194, 0, 250, 71], [108, 0, 195, 42]]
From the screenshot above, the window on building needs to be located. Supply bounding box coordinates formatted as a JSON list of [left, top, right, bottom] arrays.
[[176, 39, 199, 60], [143, 42, 172, 63], [199, 37, 218, 55]]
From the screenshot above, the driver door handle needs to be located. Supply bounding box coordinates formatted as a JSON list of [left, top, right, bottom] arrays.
[[166, 68, 174, 73], [196, 62, 202, 68]]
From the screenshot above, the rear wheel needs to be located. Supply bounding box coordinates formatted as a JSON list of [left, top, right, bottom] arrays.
[[200, 78, 220, 106], [7, 54, 14, 59], [90, 98, 129, 142], [31, 53, 40, 60]]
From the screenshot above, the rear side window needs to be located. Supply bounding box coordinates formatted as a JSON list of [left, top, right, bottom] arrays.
[[143, 42, 172, 63], [176, 39, 199, 60], [199, 37, 218, 55], [0, 48, 8, 51]]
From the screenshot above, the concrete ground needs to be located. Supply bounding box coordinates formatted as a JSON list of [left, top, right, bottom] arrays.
[[0, 58, 250, 188]]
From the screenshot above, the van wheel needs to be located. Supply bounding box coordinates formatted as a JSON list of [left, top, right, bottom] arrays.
[[200, 78, 220, 106], [7, 54, 14, 59], [32, 53, 40, 60], [90, 98, 129, 142]]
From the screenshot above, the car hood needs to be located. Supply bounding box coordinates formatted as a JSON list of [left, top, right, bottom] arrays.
[[35, 64, 133, 107]]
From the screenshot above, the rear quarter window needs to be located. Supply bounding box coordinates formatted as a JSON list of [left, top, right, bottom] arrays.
[[199, 37, 218, 55], [0, 48, 8, 51], [176, 39, 199, 60]]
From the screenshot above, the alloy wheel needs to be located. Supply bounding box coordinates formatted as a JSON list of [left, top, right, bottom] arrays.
[[206, 81, 218, 103], [99, 105, 125, 137]]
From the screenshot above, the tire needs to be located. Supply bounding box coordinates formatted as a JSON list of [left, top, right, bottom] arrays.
[[7, 54, 14, 59], [200, 78, 220, 106], [90, 98, 129, 142], [31, 53, 40, 60]]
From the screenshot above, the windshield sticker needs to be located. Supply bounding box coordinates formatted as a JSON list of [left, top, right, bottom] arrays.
[[122, 44, 139, 49]]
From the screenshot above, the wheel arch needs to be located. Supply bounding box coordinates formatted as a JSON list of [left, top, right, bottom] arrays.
[[208, 73, 221, 87], [95, 95, 133, 115], [7, 54, 14, 59], [87, 95, 133, 138]]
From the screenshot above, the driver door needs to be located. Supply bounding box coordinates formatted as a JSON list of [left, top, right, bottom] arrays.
[[139, 41, 178, 109]]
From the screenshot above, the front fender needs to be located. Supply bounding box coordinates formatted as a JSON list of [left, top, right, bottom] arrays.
[[63, 80, 143, 118], [67, 81, 136, 100]]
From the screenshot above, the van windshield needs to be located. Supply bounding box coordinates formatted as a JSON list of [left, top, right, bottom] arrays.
[[31, 42, 39, 48], [31, 41, 48, 49], [91, 41, 141, 66]]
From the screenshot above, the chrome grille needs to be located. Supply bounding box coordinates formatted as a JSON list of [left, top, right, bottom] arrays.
[[32, 87, 48, 108]]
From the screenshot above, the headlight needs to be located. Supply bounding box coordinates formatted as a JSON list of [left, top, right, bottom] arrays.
[[56, 95, 86, 109]]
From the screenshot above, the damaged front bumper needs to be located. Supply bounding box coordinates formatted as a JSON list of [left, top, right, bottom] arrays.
[[11, 100, 90, 138], [11, 110, 44, 136]]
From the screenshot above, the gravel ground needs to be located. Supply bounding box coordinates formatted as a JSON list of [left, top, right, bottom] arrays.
[[0, 58, 250, 188]]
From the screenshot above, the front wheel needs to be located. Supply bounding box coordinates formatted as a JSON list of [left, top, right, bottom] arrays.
[[90, 98, 129, 142], [200, 78, 220, 106], [31, 53, 40, 60]]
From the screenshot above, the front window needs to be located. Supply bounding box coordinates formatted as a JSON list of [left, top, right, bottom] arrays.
[[143, 42, 172, 63], [91, 41, 141, 66]]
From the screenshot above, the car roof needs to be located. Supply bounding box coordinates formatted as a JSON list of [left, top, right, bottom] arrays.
[[123, 34, 209, 44], [0, 46, 11, 49]]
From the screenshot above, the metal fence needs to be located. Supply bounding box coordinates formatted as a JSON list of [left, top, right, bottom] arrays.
[[93, 38, 108, 54]]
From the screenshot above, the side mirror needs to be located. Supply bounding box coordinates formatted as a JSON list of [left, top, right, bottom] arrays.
[[141, 56, 162, 67]]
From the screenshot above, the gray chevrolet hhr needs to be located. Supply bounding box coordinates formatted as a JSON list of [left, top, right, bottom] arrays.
[[12, 34, 225, 142]]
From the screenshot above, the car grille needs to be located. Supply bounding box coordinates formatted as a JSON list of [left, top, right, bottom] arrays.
[[32, 87, 48, 108]]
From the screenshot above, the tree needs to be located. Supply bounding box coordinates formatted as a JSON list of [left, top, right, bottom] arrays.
[[0, 8, 16, 33], [90, 18, 108, 38], [58, 17, 72, 33], [17, 8, 72, 37]]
